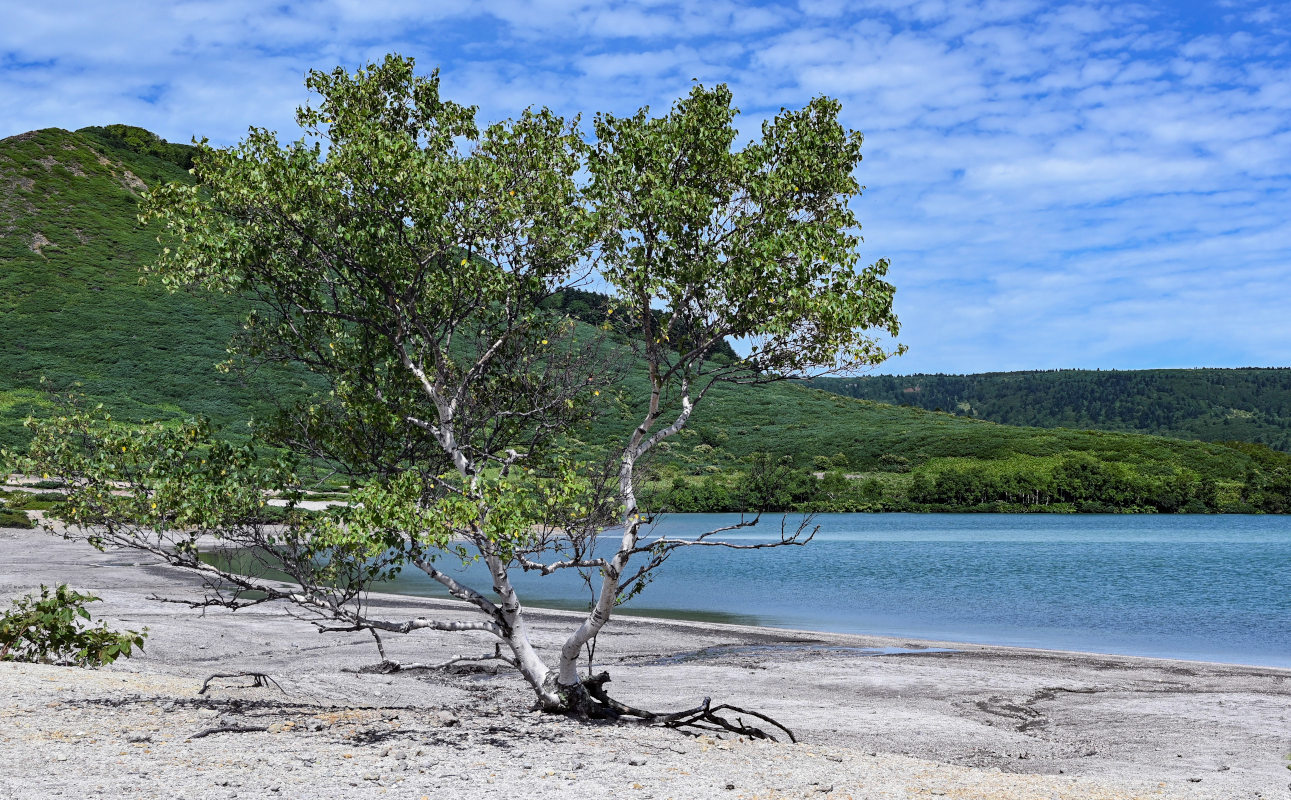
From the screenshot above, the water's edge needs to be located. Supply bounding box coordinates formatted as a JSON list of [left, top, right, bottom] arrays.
[[208, 513, 1291, 669]]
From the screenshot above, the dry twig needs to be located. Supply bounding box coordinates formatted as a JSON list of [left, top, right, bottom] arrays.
[[199, 672, 286, 695]]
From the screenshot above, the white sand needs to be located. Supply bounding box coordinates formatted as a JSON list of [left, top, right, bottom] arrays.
[[1, 523, 1287, 799]]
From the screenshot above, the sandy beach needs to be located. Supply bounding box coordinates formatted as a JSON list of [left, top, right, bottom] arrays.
[[0, 521, 1287, 799]]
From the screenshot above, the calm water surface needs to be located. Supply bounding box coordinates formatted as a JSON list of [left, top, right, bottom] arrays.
[[380, 514, 1291, 668]]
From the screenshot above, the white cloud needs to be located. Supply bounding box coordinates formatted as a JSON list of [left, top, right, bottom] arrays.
[[1, 0, 1288, 373]]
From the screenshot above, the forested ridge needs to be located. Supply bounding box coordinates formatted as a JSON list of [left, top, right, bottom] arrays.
[[4, 126, 1291, 515], [804, 369, 1291, 451]]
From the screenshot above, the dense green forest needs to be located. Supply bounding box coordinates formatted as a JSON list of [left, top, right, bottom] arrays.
[[4, 126, 1291, 515], [804, 369, 1291, 451]]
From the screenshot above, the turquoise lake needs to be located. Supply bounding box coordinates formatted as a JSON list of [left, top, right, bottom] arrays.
[[380, 513, 1291, 668]]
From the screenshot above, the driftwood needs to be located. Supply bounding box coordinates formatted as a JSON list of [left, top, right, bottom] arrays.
[[198, 672, 285, 695], [190, 724, 271, 739]]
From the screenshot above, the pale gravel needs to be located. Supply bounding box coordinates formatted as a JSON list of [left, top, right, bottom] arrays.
[[0, 523, 1288, 800]]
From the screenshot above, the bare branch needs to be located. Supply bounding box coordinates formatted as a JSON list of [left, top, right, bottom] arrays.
[[413, 559, 501, 618], [369, 643, 520, 673], [318, 616, 502, 636], [635, 515, 817, 552], [516, 554, 609, 575], [190, 725, 271, 739], [199, 672, 285, 695]]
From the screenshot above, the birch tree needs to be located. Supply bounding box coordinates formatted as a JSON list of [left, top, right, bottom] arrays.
[[17, 56, 901, 729], [554, 84, 903, 704]]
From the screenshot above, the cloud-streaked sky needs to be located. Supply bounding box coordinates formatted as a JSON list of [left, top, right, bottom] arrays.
[[3, 0, 1289, 374]]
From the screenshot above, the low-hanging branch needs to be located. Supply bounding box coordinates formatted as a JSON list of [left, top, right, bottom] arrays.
[[358, 643, 521, 674]]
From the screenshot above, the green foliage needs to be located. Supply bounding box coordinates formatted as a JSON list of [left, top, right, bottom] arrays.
[[76, 125, 197, 171], [541, 287, 739, 361], [635, 383, 1291, 513], [805, 368, 1291, 452], [18, 395, 287, 537], [902, 455, 1219, 513], [1240, 464, 1291, 513], [22, 57, 618, 611], [657, 475, 740, 513], [737, 452, 813, 511], [0, 490, 67, 512], [588, 83, 902, 377], [0, 508, 34, 529], [138, 55, 598, 492], [876, 452, 908, 472], [0, 584, 147, 666], [5, 71, 1290, 520], [0, 127, 315, 453]]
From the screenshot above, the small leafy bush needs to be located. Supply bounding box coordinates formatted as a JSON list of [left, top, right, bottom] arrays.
[[0, 508, 34, 529], [0, 584, 147, 666], [0, 491, 67, 511], [877, 452, 911, 473]]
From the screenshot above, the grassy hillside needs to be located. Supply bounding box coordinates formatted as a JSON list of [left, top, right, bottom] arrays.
[[3, 126, 1289, 514], [0, 126, 305, 451], [804, 369, 1291, 451]]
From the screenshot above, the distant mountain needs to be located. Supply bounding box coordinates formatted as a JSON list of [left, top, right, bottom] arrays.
[[804, 369, 1291, 451]]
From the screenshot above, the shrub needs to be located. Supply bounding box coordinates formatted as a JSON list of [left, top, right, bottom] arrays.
[[1, 491, 68, 511], [0, 584, 147, 667], [877, 452, 910, 472], [0, 509, 34, 529]]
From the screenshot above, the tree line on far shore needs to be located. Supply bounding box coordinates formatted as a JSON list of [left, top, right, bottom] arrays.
[[805, 368, 1291, 452], [642, 451, 1291, 515]]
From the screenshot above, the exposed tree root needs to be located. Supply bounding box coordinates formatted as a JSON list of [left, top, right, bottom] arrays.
[[574, 670, 796, 742], [198, 672, 285, 696]]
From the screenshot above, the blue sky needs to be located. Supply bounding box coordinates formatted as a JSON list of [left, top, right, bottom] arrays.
[[3, 0, 1289, 374]]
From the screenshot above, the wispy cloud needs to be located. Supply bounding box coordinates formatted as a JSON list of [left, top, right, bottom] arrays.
[[2, 0, 1287, 372]]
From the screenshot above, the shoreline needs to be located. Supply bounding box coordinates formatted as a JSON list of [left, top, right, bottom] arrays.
[[392, 589, 1291, 675], [2, 523, 1290, 798], [452, 596, 1291, 672]]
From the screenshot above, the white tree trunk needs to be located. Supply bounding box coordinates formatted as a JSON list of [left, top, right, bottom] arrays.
[[484, 553, 561, 706], [555, 448, 644, 687]]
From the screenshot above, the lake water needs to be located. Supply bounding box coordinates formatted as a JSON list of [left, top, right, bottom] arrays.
[[380, 513, 1291, 668]]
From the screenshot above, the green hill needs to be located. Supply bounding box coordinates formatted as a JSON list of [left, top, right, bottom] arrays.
[[628, 382, 1291, 514], [804, 369, 1291, 451], [0, 126, 308, 451], [3, 126, 1290, 514]]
